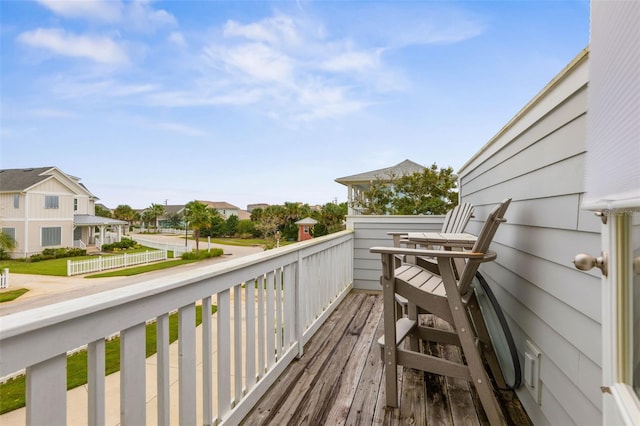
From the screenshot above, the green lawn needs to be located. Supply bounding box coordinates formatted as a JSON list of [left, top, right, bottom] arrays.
[[0, 304, 217, 414], [0, 246, 160, 276], [0, 288, 29, 303]]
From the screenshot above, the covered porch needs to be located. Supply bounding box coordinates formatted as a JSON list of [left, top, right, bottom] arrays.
[[72, 215, 128, 251]]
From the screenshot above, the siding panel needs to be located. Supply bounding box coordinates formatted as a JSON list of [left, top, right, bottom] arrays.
[[458, 51, 601, 424]]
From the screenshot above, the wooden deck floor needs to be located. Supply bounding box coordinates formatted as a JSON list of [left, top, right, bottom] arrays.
[[243, 291, 531, 425]]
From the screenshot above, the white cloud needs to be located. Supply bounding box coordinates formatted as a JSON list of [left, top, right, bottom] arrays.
[[168, 31, 187, 47], [18, 28, 129, 65], [36, 0, 122, 22], [36, 0, 176, 32], [208, 43, 294, 84], [125, 1, 177, 33], [224, 15, 301, 47], [321, 49, 382, 73]]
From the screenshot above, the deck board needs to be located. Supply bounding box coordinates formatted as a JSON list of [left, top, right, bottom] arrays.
[[242, 291, 531, 425]]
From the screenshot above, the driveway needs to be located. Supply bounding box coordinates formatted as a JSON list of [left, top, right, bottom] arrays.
[[0, 234, 264, 316]]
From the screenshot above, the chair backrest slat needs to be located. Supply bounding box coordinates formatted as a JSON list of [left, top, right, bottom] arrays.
[[457, 198, 511, 295], [441, 202, 474, 233]]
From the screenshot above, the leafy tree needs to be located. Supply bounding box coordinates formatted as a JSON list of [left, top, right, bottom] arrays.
[[149, 203, 166, 232], [225, 215, 239, 237], [312, 202, 347, 236], [165, 212, 183, 229], [250, 208, 263, 222], [354, 164, 458, 215], [255, 205, 284, 240], [391, 164, 458, 214], [94, 205, 112, 218], [113, 205, 136, 228], [140, 210, 155, 230], [356, 178, 394, 215], [184, 200, 214, 252], [237, 219, 258, 237]]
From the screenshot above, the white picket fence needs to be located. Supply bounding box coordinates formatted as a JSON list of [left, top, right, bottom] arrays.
[[0, 268, 8, 289], [67, 250, 168, 276]]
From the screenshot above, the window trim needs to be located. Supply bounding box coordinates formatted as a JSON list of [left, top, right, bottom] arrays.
[[45, 195, 59, 209], [41, 226, 62, 246]]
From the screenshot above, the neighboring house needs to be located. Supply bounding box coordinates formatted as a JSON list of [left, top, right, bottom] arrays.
[[156, 204, 186, 228], [247, 203, 269, 212], [199, 201, 243, 220], [0, 167, 127, 258], [335, 159, 426, 215]]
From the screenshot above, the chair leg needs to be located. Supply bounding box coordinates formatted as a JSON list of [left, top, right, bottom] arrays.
[[468, 293, 507, 389], [438, 259, 506, 426], [381, 254, 399, 407]]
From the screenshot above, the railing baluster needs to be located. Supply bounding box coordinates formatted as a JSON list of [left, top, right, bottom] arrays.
[[88, 339, 105, 426], [233, 284, 242, 402], [179, 303, 196, 425], [217, 289, 231, 418], [257, 276, 265, 378], [120, 323, 146, 426], [156, 314, 170, 426], [275, 267, 283, 359], [245, 281, 256, 388], [202, 296, 214, 426], [266, 270, 275, 368], [26, 353, 66, 426]]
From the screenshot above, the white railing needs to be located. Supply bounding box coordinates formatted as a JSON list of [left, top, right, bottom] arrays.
[[73, 239, 86, 249], [95, 237, 102, 251], [0, 268, 8, 289], [129, 235, 190, 257], [67, 250, 168, 276], [1, 231, 354, 425]]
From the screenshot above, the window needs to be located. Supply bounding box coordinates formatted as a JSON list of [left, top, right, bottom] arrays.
[[42, 227, 61, 246], [1, 227, 16, 242], [74, 198, 78, 211], [45, 195, 59, 209], [13, 194, 19, 208]]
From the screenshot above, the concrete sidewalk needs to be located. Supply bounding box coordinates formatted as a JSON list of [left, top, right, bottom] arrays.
[[0, 234, 263, 315]]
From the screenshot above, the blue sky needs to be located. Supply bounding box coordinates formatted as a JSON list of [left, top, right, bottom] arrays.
[[1, 0, 590, 210]]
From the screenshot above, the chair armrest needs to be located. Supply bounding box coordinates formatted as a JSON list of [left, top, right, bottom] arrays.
[[370, 246, 495, 261]]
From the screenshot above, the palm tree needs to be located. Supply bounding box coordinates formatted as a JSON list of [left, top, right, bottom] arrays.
[[184, 200, 213, 252], [149, 203, 166, 232], [0, 231, 17, 259], [113, 204, 136, 230]]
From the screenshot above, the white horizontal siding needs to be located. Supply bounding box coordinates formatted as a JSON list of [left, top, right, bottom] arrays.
[[458, 50, 602, 425]]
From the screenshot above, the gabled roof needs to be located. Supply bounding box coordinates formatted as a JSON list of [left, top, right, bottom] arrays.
[[334, 159, 426, 185], [0, 167, 58, 192], [199, 201, 240, 210], [0, 167, 97, 198]]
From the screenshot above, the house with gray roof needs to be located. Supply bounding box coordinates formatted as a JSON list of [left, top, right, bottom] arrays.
[[335, 159, 427, 215], [0, 167, 127, 258]]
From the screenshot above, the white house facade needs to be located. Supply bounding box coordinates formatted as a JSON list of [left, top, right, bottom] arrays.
[[0, 167, 127, 258]]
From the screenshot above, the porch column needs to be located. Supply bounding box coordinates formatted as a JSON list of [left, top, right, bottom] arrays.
[[99, 225, 106, 244]]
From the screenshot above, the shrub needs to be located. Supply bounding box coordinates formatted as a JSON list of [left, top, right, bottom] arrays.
[[180, 248, 224, 260], [101, 239, 138, 252], [29, 247, 86, 262]]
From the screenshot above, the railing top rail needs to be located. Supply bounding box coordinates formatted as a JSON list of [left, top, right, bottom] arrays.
[[0, 231, 354, 374]]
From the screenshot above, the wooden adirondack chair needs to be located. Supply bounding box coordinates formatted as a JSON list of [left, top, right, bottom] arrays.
[[370, 198, 511, 425], [389, 202, 474, 314]]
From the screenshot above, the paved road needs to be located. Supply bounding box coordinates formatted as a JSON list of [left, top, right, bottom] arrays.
[[0, 234, 264, 316]]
